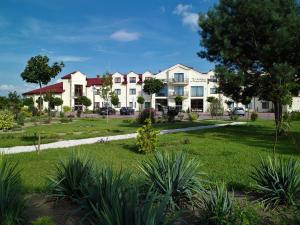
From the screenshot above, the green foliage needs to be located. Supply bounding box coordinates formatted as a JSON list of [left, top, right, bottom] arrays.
[[230, 115, 239, 121], [208, 97, 224, 117], [22, 97, 34, 107], [0, 110, 14, 130], [136, 119, 158, 154], [289, 111, 300, 121], [200, 183, 234, 225], [79, 167, 178, 225], [0, 156, 25, 225], [206, 96, 217, 103], [7, 91, 22, 119], [32, 216, 56, 225], [250, 112, 258, 121], [174, 96, 183, 105], [137, 96, 145, 105], [16, 113, 25, 126], [167, 107, 179, 122], [0, 96, 9, 110], [143, 78, 164, 96], [110, 92, 119, 107], [137, 108, 155, 124], [63, 106, 71, 112], [251, 156, 300, 206], [140, 151, 204, 208], [77, 96, 92, 107], [188, 112, 199, 121], [48, 151, 93, 201]]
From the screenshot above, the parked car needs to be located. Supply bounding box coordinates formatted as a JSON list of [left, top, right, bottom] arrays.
[[231, 107, 245, 116], [98, 107, 116, 115], [120, 107, 135, 115]]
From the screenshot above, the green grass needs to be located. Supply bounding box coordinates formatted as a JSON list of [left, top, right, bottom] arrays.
[[6, 119, 300, 193], [0, 118, 222, 147]]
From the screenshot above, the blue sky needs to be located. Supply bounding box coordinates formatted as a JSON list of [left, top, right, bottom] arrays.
[[0, 0, 217, 95]]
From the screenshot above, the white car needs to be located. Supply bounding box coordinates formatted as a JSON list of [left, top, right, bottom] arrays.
[[232, 107, 245, 116]]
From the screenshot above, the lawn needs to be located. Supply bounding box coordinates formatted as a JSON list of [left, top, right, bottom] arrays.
[[6, 119, 300, 193], [0, 118, 223, 147]]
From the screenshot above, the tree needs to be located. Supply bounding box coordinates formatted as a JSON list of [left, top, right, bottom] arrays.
[[137, 96, 145, 112], [207, 97, 224, 118], [0, 96, 8, 110], [44, 92, 64, 118], [143, 78, 164, 118], [100, 73, 113, 122], [198, 0, 300, 139], [78, 96, 92, 111], [7, 91, 22, 119], [23, 97, 34, 108], [21, 55, 64, 151], [110, 92, 119, 107], [175, 96, 183, 106]]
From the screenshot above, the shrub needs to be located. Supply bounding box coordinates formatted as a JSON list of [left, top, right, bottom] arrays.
[[76, 110, 82, 118], [200, 183, 234, 225], [181, 138, 191, 145], [59, 111, 65, 118], [137, 108, 155, 124], [136, 119, 159, 154], [251, 156, 300, 206], [0, 110, 14, 130], [140, 151, 205, 208], [167, 107, 179, 122], [290, 111, 300, 121], [230, 114, 239, 121], [208, 98, 224, 117], [32, 216, 56, 225], [60, 117, 72, 123], [63, 106, 71, 112], [250, 112, 258, 121], [0, 156, 25, 225], [16, 113, 25, 126], [48, 151, 93, 201], [20, 107, 32, 117], [188, 112, 199, 121]]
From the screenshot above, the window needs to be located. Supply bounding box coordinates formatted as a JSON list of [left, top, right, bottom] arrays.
[[115, 89, 121, 95], [114, 77, 121, 83], [210, 88, 217, 94], [174, 73, 184, 82], [191, 86, 203, 97], [74, 85, 83, 97], [129, 77, 136, 83], [129, 89, 136, 95], [174, 86, 184, 96], [156, 85, 168, 97], [262, 101, 269, 109]]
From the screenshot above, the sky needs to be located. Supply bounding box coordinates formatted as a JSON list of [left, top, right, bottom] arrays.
[[0, 0, 218, 95]]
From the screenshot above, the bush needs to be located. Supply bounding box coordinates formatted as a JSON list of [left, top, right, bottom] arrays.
[[76, 110, 82, 118], [136, 119, 159, 154], [137, 108, 155, 124], [16, 113, 25, 126], [200, 183, 234, 225], [78, 167, 178, 225], [167, 107, 179, 122], [20, 107, 32, 117], [59, 111, 65, 118], [60, 117, 72, 123], [63, 106, 71, 113], [48, 151, 93, 201], [0, 110, 14, 130], [290, 111, 300, 121], [251, 156, 300, 206], [32, 216, 56, 225], [0, 156, 25, 225], [230, 114, 239, 121], [188, 112, 199, 121], [250, 112, 258, 121], [208, 98, 224, 117], [140, 151, 205, 208]]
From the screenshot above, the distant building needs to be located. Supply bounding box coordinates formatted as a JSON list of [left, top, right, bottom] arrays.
[[23, 64, 300, 113]]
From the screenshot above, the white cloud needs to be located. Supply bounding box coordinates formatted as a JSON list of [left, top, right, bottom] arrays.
[[0, 84, 16, 92], [173, 4, 199, 31], [110, 30, 140, 42], [0, 83, 36, 95], [160, 6, 166, 14], [52, 55, 90, 62]]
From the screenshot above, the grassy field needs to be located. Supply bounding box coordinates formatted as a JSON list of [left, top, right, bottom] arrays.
[[6, 119, 300, 193], [0, 118, 223, 147]]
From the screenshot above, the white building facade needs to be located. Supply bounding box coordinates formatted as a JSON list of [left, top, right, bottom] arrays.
[[23, 64, 300, 113]]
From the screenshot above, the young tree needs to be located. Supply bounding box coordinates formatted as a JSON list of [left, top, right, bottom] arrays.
[[20, 55, 64, 151], [44, 92, 64, 118], [137, 96, 145, 112], [198, 0, 300, 141], [175, 96, 183, 106], [100, 73, 113, 122], [7, 91, 22, 119], [110, 92, 119, 107], [143, 78, 164, 118], [78, 96, 92, 112], [0, 96, 8, 110]]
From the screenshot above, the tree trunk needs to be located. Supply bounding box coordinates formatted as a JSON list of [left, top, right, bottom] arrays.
[[38, 82, 42, 153], [273, 101, 283, 154]]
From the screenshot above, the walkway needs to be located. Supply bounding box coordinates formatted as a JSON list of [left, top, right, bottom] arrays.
[[0, 122, 245, 155]]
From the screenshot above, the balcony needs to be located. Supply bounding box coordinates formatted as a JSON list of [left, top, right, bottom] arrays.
[[72, 92, 85, 98], [156, 92, 168, 97], [168, 78, 189, 85], [168, 91, 189, 98]]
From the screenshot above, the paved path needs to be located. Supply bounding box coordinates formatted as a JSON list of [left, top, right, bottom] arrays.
[[0, 122, 245, 155]]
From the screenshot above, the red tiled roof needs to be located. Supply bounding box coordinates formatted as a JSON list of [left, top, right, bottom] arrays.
[[86, 78, 103, 87], [61, 71, 78, 79], [23, 82, 64, 95]]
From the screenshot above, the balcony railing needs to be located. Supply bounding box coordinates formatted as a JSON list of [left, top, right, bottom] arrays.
[[168, 78, 189, 85], [156, 92, 168, 97], [168, 91, 189, 97], [72, 92, 85, 97]]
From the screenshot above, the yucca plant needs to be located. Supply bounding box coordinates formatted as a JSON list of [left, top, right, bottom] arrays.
[[139, 151, 205, 208], [0, 156, 25, 225], [48, 151, 93, 201], [251, 156, 300, 206], [200, 183, 234, 225]]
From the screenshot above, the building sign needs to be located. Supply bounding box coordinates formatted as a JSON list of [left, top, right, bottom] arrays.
[[190, 78, 206, 82]]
